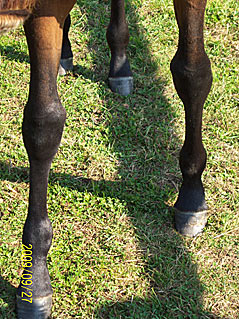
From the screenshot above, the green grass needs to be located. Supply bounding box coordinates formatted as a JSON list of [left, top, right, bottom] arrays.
[[0, 0, 239, 318]]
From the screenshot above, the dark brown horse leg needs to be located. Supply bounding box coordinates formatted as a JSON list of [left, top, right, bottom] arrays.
[[16, 1, 76, 318], [170, 0, 212, 236], [107, 0, 133, 96], [59, 14, 73, 75]]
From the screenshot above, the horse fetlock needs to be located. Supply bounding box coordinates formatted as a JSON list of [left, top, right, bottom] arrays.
[[16, 294, 52, 319], [17, 263, 52, 298], [18, 217, 53, 300], [179, 144, 207, 179], [106, 23, 129, 50], [23, 217, 53, 256]]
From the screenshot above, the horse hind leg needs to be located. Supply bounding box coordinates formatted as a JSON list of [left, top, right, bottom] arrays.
[[59, 14, 73, 76], [59, 2, 133, 95], [106, 0, 133, 96], [16, 1, 76, 318]]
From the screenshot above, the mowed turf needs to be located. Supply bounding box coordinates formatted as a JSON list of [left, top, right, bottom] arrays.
[[0, 0, 238, 318]]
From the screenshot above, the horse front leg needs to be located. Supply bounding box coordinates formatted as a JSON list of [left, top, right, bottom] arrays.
[[106, 0, 133, 96], [16, 1, 76, 318], [170, 0, 213, 237]]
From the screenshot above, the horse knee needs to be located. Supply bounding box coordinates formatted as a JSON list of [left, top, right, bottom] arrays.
[[170, 52, 212, 106], [22, 102, 66, 162]]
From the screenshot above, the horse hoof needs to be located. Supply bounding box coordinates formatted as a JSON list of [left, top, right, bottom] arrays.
[[58, 57, 73, 76], [108, 76, 133, 96], [174, 209, 208, 237], [16, 294, 52, 319]]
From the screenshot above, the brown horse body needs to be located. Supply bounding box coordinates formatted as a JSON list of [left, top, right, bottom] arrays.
[[0, 0, 212, 318]]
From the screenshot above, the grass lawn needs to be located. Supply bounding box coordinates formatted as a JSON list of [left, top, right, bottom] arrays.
[[0, 0, 238, 318]]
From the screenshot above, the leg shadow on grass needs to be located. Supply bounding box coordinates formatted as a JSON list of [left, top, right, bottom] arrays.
[[0, 45, 29, 64], [0, 1, 222, 318], [0, 276, 17, 318], [68, 2, 219, 317], [0, 164, 221, 319]]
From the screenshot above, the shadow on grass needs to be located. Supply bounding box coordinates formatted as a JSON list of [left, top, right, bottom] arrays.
[[0, 1, 220, 319], [0, 276, 16, 318], [0, 45, 29, 64], [0, 163, 220, 318]]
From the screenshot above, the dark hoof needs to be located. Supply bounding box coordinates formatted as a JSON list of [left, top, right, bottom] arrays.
[[174, 209, 208, 237], [58, 57, 73, 76], [16, 294, 52, 319], [108, 76, 133, 96]]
